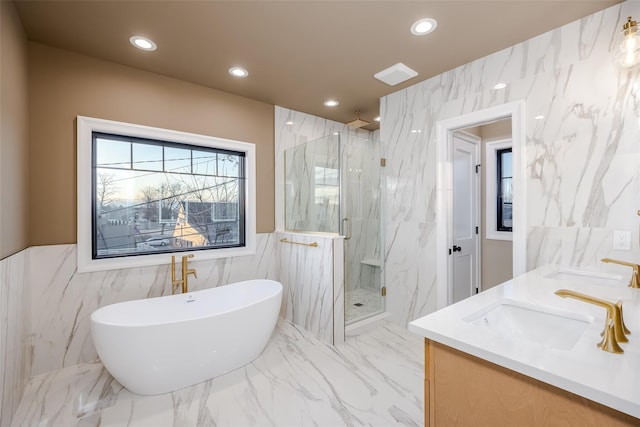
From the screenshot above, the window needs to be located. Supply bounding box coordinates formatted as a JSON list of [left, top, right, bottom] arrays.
[[78, 117, 256, 273], [496, 148, 512, 232], [485, 139, 512, 241]]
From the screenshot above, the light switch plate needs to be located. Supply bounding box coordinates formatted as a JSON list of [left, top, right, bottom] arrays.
[[613, 230, 631, 250]]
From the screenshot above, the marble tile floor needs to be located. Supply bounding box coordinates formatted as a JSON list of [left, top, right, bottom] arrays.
[[345, 288, 383, 323], [12, 319, 424, 427]]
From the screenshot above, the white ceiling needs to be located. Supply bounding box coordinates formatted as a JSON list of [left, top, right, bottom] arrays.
[[13, 0, 622, 130]]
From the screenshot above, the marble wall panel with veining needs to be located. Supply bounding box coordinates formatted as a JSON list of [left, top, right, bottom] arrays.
[[277, 232, 343, 344], [28, 233, 278, 376], [380, 1, 640, 325], [0, 250, 30, 427]]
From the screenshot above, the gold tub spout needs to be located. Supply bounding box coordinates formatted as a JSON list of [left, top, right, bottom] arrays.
[[601, 258, 640, 288], [171, 256, 182, 295], [181, 254, 197, 294], [170, 254, 198, 294], [554, 289, 629, 354]]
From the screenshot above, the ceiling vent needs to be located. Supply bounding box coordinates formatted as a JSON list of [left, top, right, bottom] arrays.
[[374, 63, 418, 86]]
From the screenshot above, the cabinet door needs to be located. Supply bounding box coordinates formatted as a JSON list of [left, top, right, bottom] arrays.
[[425, 340, 638, 426]]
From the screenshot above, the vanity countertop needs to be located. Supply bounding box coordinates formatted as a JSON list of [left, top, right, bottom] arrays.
[[408, 264, 640, 419]]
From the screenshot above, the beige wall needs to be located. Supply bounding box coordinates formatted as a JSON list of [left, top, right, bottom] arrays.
[[0, 2, 30, 259], [28, 43, 275, 246], [479, 119, 513, 290]]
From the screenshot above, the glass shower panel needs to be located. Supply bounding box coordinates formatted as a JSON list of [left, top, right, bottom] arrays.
[[341, 134, 384, 324], [283, 132, 385, 326], [284, 134, 340, 232]]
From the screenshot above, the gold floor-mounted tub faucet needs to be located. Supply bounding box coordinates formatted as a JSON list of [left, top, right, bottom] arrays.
[[171, 254, 198, 294], [601, 258, 640, 288], [555, 289, 630, 354]]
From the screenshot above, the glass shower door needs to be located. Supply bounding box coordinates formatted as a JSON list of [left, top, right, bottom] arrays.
[[340, 134, 384, 324]]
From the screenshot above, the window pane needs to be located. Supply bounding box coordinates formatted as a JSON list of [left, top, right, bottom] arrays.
[[132, 142, 163, 171], [164, 147, 191, 174], [192, 150, 217, 175], [218, 153, 240, 177], [497, 148, 513, 232], [96, 138, 130, 169], [93, 133, 245, 259], [500, 151, 512, 178]]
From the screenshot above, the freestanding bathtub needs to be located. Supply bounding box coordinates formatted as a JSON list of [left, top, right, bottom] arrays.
[[90, 279, 282, 395]]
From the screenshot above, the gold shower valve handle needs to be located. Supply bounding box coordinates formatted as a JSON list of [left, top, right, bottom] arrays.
[[601, 258, 640, 288]]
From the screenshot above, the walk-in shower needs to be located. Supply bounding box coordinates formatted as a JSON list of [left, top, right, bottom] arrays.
[[284, 132, 384, 324]]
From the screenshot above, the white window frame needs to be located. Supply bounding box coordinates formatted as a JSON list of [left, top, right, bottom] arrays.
[[485, 138, 513, 241], [77, 116, 256, 273]]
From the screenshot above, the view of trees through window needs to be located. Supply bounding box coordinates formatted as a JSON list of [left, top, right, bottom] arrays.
[[93, 133, 245, 259]]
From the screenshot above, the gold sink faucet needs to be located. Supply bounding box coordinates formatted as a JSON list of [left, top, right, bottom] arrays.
[[555, 289, 630, 354], [601, 258, 640, 288], [171, 254, 198, 294]]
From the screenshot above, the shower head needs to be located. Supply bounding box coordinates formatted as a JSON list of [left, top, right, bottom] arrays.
[[346, 110, 370, 128]]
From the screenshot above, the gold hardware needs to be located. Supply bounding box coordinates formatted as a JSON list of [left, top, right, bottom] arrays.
[[279, 238, 318, 247], [381, 286, 387, 297], [599, 319, 624, 354], [171, 256, 180, 294], [555, 289, 629, 354], [380, 158, 386, 167], [637, 209, 640, 217], [601, 258, 640, 288], [170, 254, 197, 294]]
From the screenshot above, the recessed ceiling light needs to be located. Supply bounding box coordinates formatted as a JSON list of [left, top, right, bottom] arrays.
[[374, 116, 381, 122], [411, 129, 422, 133], [535, 115, 545, 120], [286, 120, 294, 125], [129, 36, 157, 51], [494, 82, 507, 90], [411, 18, 438, 36], [324, 100, 339, 107], [229, 67, 249, 78]]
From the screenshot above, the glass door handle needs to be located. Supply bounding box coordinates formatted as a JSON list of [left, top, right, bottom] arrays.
[[342, 218, 352, 240]]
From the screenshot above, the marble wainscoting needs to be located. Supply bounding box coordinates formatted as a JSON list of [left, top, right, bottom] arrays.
[[0, 250, 31, 427], [28, 233, 278, 377], [379, 1, 640, 326], [277, 232, 344, 344], [11, 319, 423, 427]]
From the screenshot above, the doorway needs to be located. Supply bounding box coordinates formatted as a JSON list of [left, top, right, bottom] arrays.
[[435, 101, 527, 309]]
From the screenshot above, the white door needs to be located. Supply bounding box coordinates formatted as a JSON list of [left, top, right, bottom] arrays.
[[451, 132, 479, 304]]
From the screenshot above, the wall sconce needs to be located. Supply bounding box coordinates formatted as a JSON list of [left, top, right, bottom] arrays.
[[614, 16, 640, 70]]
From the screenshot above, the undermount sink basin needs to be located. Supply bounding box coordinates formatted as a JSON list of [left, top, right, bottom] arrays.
[[544, 268, 623, 287], [464, 300, 591, 351]]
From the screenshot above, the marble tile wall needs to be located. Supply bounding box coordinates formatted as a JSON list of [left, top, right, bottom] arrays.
[[277, 232, 344, 344], [0, 250, 31, 427], [380, 1, 640, 326], [28, 233, 278, 377]]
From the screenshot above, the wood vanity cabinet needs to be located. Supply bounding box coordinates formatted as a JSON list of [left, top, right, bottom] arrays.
[[424, 339, 639, 427]]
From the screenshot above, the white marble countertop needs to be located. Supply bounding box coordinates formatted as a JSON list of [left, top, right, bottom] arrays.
[[408, 264, 640, 419]]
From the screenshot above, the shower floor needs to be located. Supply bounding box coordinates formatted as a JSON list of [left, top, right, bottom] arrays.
[[345, 287, 382, 323]]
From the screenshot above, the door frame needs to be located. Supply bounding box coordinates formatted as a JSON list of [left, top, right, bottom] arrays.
[[435, 101, 526, 309], [451, 130, 481, 302]]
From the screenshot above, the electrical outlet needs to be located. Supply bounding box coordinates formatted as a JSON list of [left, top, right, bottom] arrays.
[[613, 230, 631, 250]]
